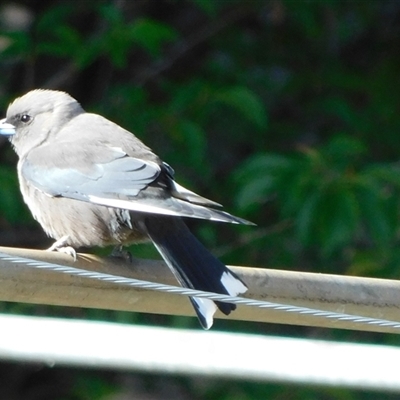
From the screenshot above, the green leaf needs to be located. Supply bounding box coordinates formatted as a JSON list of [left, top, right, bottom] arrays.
[[97, 10, 179, 66], [319, 187, 359, 255], [37, 26, 82, 58], [0, 32, 31, 58], [235, 175, 276, 212], [296, 184, 359, 254], [130, 18, 179, 58], [215, 86, 268, 129], [98, 3, 123, 25], [168, 79, 209, 115], [366, 163, 400, 188], [322, 135, 367, 164], [36, 4, 74, 33], [175, 120, 207, 170], [235, 153, 291, 181], [234, 153, 293, 211], [355, 183, 393, 249], [279, 162, 314, 217], [190, 0, 218, 15], [286, 5, 322, 39], [295, 189, 322, 246], [318, 97, 371, 133]]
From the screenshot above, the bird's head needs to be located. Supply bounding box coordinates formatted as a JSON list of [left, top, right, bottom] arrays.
[[0, 89, 84, 157]]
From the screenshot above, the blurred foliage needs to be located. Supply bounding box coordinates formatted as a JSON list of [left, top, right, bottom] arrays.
[[235, 135, 400, 260], [1, 0, 400, 399]]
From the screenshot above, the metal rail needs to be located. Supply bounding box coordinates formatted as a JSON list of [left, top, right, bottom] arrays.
[[0, 246, 400, 333]]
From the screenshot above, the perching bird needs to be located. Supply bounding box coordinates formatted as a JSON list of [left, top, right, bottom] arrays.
[[0, 89, 252, 329]]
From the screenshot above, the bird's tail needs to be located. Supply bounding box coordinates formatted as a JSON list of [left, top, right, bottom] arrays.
[[143, 216, 247, 329]]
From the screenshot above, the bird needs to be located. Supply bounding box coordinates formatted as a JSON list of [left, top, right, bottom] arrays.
[[0, 89, 253, 329]]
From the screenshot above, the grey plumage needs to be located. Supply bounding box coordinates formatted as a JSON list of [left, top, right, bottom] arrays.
[[0, 89, 252, 329]]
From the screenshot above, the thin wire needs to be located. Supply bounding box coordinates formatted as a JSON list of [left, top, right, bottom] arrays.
[[1, 251, 400, 330]]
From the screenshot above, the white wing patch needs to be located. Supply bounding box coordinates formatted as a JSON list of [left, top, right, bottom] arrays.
[[87, 195, 185, 217], [221, 271, 248, 296], [86, 195, 243, 223], [171, 182, 222, 207]]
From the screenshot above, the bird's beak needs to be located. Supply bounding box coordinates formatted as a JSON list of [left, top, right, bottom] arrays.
[[0, 118, 16, 137]]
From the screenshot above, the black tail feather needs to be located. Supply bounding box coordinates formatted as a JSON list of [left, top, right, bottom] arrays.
[[143, 216, 247, 329]]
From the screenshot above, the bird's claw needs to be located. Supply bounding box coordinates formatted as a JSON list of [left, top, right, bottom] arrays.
[[110, 245, 133, 263], [55, 246, 77, 261], [47, 236, 77, 261]]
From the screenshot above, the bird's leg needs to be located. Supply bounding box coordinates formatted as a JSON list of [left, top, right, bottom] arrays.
[[47, 235, 69, 251], [47, 235, 77, 261], [110, 245, 132, 263]]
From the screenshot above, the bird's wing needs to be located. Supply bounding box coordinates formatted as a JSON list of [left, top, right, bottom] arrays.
[[22, 143, 253, 224], [22, 144, 160, 198]]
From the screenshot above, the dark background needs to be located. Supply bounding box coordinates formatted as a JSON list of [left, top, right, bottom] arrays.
[[1, 0, 400, 399]]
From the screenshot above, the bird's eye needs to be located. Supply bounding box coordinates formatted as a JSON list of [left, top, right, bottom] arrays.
[[20, 114, 31, 123]]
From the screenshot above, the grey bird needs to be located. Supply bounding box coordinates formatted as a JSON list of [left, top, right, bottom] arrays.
[[0, 89, 252, 329]]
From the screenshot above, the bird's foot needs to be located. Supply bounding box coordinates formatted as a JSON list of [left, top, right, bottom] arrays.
[[47, 235, 70, 251], [55, 246, 77, 261], [47, 236, 77, 261], [110, 245, 132, 263]]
